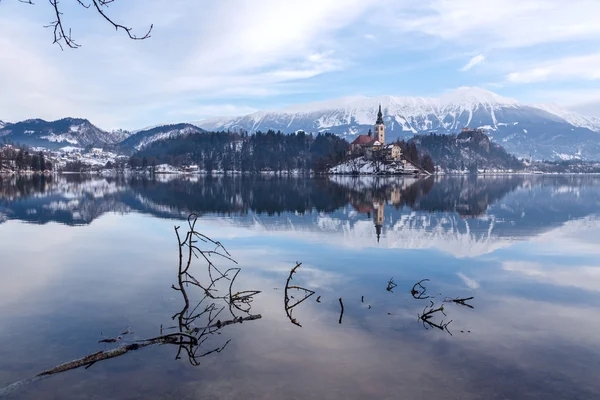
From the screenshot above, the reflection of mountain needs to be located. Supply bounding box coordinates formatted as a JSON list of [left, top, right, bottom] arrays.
[[1, 174, 600, 256]]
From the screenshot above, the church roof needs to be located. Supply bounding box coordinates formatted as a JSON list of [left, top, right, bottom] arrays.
[[351, 135, 376, 145]]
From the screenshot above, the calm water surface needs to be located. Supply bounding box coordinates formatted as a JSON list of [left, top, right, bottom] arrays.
[[1, 174, 600, 399]]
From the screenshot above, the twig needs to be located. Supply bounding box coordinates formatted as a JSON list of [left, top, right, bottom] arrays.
[[443, 296, 474, 309], [283, 263, 315, 327], [386, 277, 397, 292], [418, 301, 452, 335], [411, 279, 431, 299], [338, 298, 344, 324]]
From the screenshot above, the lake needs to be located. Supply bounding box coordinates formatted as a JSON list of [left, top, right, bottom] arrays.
[[1, 174, 600, 399]]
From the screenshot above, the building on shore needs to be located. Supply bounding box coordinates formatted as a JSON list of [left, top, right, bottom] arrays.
[[349, 105, 401, 161]]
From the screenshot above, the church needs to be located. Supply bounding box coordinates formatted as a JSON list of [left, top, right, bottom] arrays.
[[349, 105, 401, 160]]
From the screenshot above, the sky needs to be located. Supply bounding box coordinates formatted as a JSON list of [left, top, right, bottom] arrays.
[[1, 0, 599, 130]]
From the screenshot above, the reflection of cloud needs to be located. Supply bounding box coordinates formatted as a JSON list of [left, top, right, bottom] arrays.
[[466, 296, 600, 351], [532, 216, 600, 256], [503, 261, 600, 292], [199, 213, 513, 258], [457, 272, 479, 289]]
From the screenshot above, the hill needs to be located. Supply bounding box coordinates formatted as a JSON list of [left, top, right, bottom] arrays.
[[132, 130, 348, 172], [410, 129, 523, 171], [0, 118, 129, 149], [119, 123, 206, 152]]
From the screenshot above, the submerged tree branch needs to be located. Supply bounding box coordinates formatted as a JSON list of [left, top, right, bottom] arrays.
[[0, 213, 262, 396], [284, 263, 315, 327]]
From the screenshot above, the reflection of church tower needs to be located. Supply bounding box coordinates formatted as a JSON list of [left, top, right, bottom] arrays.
[[374, 104, 385, 145], [373, 201, 385, 243]]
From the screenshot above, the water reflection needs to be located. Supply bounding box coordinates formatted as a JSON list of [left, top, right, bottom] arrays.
[[2, 174, 600, 255], [0, 214, 262, 397], [1, 175, 600, 399]]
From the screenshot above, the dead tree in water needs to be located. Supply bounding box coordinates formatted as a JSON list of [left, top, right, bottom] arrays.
[[0, 214, 261, 397], [284, 263, 315, 327]]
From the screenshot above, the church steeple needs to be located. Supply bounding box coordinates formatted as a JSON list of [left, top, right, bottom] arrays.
[[374, 104, 385, 144], [376, 104, 384, 125]]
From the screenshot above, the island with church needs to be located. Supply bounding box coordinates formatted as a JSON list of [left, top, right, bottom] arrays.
[[328, 105, 432, 175]]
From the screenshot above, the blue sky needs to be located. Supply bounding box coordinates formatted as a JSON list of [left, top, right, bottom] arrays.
[[1, 0, 599, 129]]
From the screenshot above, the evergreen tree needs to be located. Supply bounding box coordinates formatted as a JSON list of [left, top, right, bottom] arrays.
[[406, 142, 419, 164], [38, 152, 45, 171], [222, 146, 233, 173], [16, 149, 24, 170], [31, 154, 40, 171], [421, 153, 435, 173]]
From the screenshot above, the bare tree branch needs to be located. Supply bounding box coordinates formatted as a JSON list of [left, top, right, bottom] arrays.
[[14, 0, 153, 49], [284, 263, 316, 327]]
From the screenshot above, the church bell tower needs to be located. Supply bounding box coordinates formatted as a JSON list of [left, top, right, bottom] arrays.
[[374, 104, 385, 144]]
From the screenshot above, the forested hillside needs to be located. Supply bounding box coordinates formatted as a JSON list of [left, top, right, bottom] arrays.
[[409, 131, 524, 171], [131, 130, 348, 172]]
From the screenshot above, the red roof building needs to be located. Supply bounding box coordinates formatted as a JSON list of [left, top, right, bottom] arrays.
[[351, 134, 376, 146]]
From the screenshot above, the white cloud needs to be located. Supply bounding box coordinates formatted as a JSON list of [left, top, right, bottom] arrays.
[[503, 261, 600, 292], [2, 0, 600, 128], [0, 0, 378, 129], [506, 53, 600, 83], [391, 0, 600, 49], [456, 272, 480, 289], [460, 54, 485, 71]]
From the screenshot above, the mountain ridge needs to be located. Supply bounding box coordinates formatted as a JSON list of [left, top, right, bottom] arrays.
[[193, 87, 600, 160], [0, 117, 131, 149], [2, 87, 600, 161]]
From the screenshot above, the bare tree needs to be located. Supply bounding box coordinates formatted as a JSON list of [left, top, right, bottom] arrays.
[[8, 0, 153, 49]]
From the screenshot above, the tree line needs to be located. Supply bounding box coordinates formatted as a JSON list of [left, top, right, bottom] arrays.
[[131, 130, 349, 173], [394, 140, 435, 173], [0, 145, 52, 172]]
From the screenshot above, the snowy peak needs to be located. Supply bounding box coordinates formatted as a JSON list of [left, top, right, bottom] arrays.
[[0, 118, 128, 149], [120, 123, 206, 151], [277, 87, 516, 114], [194, 87, 600, 161], [533, 103, 600, 132], [439, 86, 518, 107]]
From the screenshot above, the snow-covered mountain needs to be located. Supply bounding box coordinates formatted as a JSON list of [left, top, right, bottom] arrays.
[[0, 118, 131, 149], [119, 123, 206, 151], [194, 87, 600, 161], [0, 120, 6, 129]]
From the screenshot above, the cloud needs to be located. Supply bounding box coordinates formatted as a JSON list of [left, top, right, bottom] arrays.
[[456, 272, 480, 289], [0, 0, 378, 129], [503, 261, 600, 292], [390, 0, 600, 49], [506, 53, 600, 83], [460, 54, 485, 71], [2, 0, 600, 128]]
